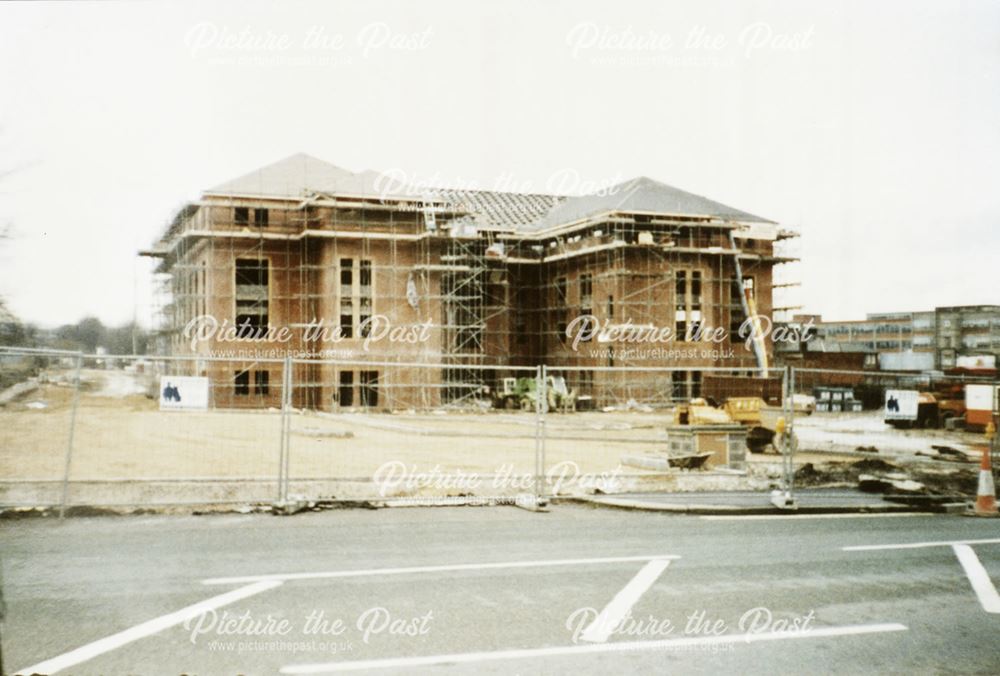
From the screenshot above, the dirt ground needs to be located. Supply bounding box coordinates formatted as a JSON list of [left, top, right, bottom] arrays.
[[0, 369, 988, 504]]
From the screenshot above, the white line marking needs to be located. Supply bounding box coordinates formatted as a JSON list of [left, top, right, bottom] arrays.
[[202, 554, 681, 585], [580, 559, 671, 643], [14, 580, 282, 676], [952, 544, 1000, 613], [702, 513, 920, 521], [280, 623, 909, 673], [843, 538, 1000, 552]]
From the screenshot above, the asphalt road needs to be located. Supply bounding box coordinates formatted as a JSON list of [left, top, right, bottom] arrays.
[[2, 505, 1000, 675]]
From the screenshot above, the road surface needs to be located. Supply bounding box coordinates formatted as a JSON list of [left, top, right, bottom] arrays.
[[3, 505, 999, 674]]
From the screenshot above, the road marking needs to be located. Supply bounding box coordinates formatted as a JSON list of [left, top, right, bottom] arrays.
[[14, 579, 282, 676], [579, 559, 671, 643], [202, 554, 681, 585], [952, 544, 1000, 613], [702, 513, 920, 521], [843, 538, 1000, 552], [280, 623, 909, 673]]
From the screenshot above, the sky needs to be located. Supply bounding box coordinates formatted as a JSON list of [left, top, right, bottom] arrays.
[[0, 0, 997, 328]]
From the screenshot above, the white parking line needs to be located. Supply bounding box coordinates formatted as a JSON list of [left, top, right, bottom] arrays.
[[702, 513, 920, 521], [579, 559, 671, 643], [202, 554, 681, 585], [952, 544, 1000, 614], [843, 538, 1000, 551], [14, 579, 282, 676], [280, 623, 909, 673]]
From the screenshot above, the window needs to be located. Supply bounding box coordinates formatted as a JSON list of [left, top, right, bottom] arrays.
[[675, 271, 687, 338], [254, 370, 269, 395], [555, 277, 568, 344], [254, 208, 268, 227], [580, 273, 593, 310], [360, 371, 379, 407], [730, 276, 754, 337], [359, 260, 373, 337], [340, 259, 353, 338], [675, 270, 703, 340], [338, 371, 354, 407], [235, 260, 268, 336], [580, 273, 593, 342], [234, 370, 250, 396], [691, 370, 702, 398], [690, 271, 703, 337], [671, 370, 702, 401], [340, 258, 353, 286], [234, 207, 249, 226]]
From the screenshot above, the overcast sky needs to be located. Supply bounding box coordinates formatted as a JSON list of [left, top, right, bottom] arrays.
[[0, 0, 997, 328]]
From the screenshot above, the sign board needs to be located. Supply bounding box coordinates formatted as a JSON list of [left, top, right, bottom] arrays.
[[957, 355, 997, 370], [966, 384, 999, 413], [965, 384, 1000, 427], [884, 389, 919, 421], [159, 376, 209, 411]]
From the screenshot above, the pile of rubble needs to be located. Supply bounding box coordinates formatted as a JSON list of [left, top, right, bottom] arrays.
[[794, 457, 979, 498]]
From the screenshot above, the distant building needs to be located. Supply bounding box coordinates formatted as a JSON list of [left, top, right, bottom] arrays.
[[785, 305, 1000, 372]]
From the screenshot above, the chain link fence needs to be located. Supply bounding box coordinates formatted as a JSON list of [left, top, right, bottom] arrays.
[[5, 347, 998, 512]]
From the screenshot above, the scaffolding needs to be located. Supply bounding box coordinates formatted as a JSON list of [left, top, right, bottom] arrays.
[[141, 157, 800, 411]]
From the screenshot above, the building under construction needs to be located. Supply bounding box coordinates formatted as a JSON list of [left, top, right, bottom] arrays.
[[141, 154, 799, 410]]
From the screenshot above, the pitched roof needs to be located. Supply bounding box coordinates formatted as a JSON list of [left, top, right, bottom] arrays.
[[205, 153, 392, 199], [522, 176, 774, 232], [202, 155, 773, 231]]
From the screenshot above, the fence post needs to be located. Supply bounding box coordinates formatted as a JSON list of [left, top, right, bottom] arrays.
[[58, 352, 83, 519], [772, 365, 796, 509], [283, 355, 293, 502], [535, 365, 548, 501], [277, 355, 292, 504], [786, 366, 796, 498]]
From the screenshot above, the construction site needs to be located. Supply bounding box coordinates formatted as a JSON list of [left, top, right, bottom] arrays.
[[4, 154, 997, 512], [139, 153, 801, 412]]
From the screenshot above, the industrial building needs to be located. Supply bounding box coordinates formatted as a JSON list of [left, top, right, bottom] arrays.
[[141, 154, 798, 410], [786, 306, 1000, 372]]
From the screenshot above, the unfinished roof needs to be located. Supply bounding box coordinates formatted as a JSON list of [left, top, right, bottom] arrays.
[[438, 189, 564, 231], [522, 176, 775, 232], [201, 154, 775, 232]]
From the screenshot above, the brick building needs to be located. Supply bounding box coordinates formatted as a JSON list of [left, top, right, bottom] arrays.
[[141, 154, 797, 410]]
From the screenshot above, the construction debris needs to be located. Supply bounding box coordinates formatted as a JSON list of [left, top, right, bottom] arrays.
[[794, 458, 978, 497], [858, 474, 926, 494]]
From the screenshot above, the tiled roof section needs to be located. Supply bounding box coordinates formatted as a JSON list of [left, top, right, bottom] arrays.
[[437, 189, 565, 231], [201, 155, 773, 232], [522, 176, 774, 232]]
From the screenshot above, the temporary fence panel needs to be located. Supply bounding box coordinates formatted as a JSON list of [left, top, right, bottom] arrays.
[[282, 359, 541, 504]]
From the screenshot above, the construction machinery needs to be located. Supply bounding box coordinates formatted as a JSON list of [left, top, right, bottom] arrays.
[[495, 376, 577, 412], [674, 395, 812, 453]]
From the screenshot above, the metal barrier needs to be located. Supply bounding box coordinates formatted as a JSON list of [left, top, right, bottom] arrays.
[[15, 347, 998, 512]]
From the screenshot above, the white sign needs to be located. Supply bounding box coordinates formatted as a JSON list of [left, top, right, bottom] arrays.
[[957, 355, 997, 370], [966, 384, 998, 413], [884, 389, 919, 421], [159, 376, 209, 410]]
